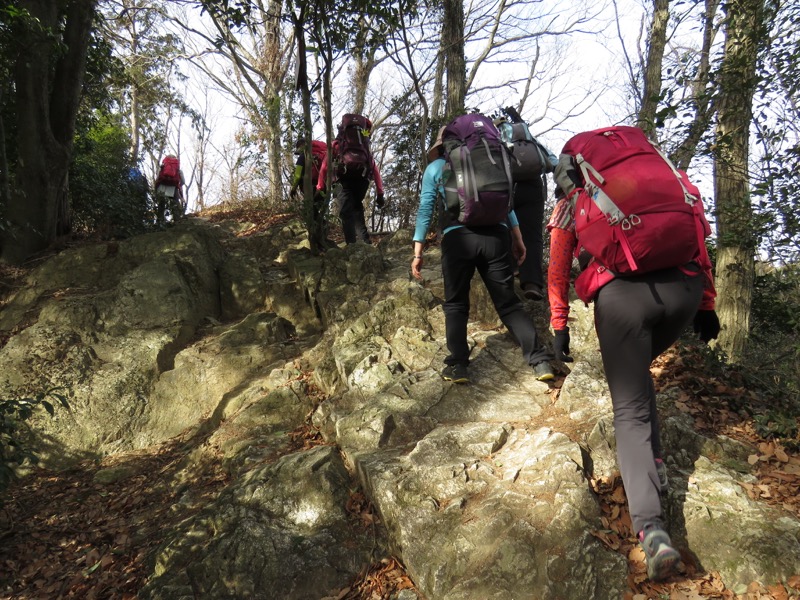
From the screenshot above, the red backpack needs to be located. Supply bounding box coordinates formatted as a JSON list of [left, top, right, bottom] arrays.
[[334, 114, 373, 179], [159, 156, 181, 186], [562, 126, 712, 303], [309, 140, 328, 184]]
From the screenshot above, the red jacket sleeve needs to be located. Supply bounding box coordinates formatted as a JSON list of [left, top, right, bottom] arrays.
[[372, 161, 384, 195], [548, 227, 577, 331], [697, 198, 716, 310]]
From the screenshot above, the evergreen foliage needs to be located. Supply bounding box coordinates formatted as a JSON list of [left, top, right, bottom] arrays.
[[70, 114, 153, 238]]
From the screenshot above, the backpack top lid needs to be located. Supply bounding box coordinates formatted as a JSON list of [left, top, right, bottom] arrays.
[[339, 113, 371, 133], [160, 155, 181, 185], [442, 113, 501, 151]]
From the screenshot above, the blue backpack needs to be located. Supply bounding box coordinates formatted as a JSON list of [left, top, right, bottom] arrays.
[[441, 114, 514, 226]]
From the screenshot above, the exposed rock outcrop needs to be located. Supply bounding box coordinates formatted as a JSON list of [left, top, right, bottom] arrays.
[[1, 217, 798, 599]]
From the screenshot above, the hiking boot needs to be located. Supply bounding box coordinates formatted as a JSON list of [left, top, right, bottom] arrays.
[[442, 363, 470, 384], [533, 361, 554, 381], [639, 524, 680, 581], [655, 458, 668, 491], [522, 283, 544, 301]]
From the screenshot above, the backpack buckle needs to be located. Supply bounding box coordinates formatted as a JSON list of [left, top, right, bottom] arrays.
[[621, 214, 641, 230]]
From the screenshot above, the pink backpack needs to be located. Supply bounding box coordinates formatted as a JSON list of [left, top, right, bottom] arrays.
[[562, 126, 712, 303], [309, 140, 328, 183]]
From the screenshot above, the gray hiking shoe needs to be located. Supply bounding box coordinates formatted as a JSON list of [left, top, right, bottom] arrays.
[[655, 458, 668, 491], [533, 361, 554, 381], [442, 363, 470, 384], [639, 524, 680, 581]]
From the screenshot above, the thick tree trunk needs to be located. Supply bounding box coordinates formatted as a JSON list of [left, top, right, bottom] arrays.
[[636, 0, 670, 138], [442, 0, 465, 117], [715, 245, 754, 358], [2, 0, 95, 265], [295, 8, 327, 254], [432, 48, 444, 120], [264, 0, 284, 208], [713, 0, 765, 361], [351, 47, 376, 116]]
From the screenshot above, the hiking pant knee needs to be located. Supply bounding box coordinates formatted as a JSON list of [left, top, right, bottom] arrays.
[[513, 179, 546, 288], [594, 267, 704, 533], [441, 226, 550, 367], [338, 178, 370, 244]]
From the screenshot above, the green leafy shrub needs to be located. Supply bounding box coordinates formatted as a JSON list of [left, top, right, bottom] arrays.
[[70, 113, 154, 239], [0, 389, 70, 496]]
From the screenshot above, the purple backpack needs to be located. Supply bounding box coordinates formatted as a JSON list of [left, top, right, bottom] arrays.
[[442, 114, 513, 226]]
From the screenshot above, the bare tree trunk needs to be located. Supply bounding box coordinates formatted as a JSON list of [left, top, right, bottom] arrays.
[[129, 83, 141, 160], [2, 0, 96, 265], [636, 0, 670, 138], [125, 0, 141, 161], [442, 0, 465, 117], [515, 46, 541, 117], [713, 0, 765, 361], [672, 0, 721, 170]]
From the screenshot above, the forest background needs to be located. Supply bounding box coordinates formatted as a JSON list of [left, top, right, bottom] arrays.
[[0, 0, 798, 390]]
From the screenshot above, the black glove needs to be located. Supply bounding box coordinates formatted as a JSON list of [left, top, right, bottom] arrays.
[[376, 193, 385, 208], [553, 328, 574, 362], [693, 310, 720, 343]]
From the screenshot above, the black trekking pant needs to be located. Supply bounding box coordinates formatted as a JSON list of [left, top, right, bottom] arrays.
[[512, 179, 546, 289], [441, 226, 552, 368], [594, 266, 704, 534], [338, 177, 370, 244]]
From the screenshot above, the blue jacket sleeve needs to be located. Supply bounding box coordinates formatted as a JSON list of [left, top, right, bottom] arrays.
[[413, 159, 444, 243]]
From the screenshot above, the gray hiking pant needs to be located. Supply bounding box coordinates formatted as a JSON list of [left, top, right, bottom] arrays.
[[594, 266, 704, 534]]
